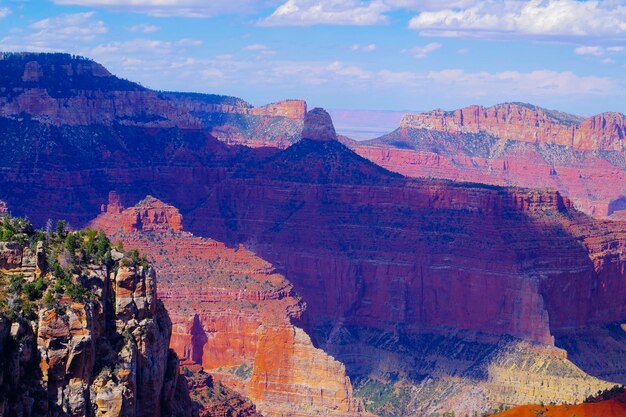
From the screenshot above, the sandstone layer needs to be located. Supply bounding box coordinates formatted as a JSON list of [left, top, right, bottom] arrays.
[[347, 103, 626, 218], [89, 195, 371, 417]]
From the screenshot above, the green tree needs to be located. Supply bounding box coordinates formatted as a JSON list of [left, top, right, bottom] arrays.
[[56, 220, 67, 238]]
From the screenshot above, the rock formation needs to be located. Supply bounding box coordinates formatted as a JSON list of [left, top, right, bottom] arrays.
[[89, 196, 372, 417], [0, 217, 192, 417], [347, 103, 626, 217], [2, 53, 626, 416], [400, 103, 624, 151], [0, 52, 305, 147], [302, 107, 338, 142]]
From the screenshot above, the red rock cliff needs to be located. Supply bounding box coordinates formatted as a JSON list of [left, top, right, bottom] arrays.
[[400, 103, 625, 150], [89, 197, 371, 417]]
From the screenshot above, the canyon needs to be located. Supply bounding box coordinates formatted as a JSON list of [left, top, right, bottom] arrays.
[[343, 103, 626, 218], [1, 53, 626, 416], [89, 195, 370, 417]]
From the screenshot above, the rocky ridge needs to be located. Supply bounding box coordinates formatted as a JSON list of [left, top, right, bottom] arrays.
[[400, 103, 624, 151], [347, 103, 626, 217], [0, 52, 305, 147]]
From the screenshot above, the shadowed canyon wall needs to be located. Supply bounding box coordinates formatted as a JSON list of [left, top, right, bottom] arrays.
[[1, 54, 626, 416]]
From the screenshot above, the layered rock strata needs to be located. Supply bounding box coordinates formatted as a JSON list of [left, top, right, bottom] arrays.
[[400, 103, 624, 151], [89, 196, 371, 417], [347, 103, 626, 217], [0, 53, 305, 147], [1, 55, 626, 416]]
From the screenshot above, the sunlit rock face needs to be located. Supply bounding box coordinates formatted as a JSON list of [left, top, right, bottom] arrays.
[[345, 103, 626, 218], [90, 197, 372, 417]]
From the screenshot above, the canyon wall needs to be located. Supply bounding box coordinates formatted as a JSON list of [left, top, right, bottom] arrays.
[[348, 103, 626, 217], [90, 195, 371, 417], [0, 53, 305, 147], [2, 55, 626, 416], [87, 188, 626, 415]]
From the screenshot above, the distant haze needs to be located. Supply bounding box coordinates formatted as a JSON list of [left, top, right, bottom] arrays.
[[328, 109, 412, 141]]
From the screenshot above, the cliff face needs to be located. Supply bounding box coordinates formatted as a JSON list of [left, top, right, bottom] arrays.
[[2, 55, 626, 416], [0, 53, 305, 147], [0, 218, 192, 417], [89, 195, 371, 417], [400, 103, 624, 151], [349, 104, 626, 217]]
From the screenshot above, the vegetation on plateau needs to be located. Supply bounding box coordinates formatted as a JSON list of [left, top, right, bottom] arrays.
[[0, 215, 147, 322]]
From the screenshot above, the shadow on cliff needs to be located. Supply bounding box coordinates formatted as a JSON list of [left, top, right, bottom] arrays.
[[3, 116, 626, 407], [175, 138, 625, 395]]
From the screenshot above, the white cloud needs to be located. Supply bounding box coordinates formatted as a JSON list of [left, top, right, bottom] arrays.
[[90, 38, 202, 57], [126, 23, 160, 33], [403, 42, 442, 59], [327, 61, 371, 80], [53, 0, 279, 18], [0, 7, 10, 20], [425, 69, 617, 97], [457, 47, 470, 54], [1, 12, 108, 52], [259, 0, 487, 27], [574, 45, 626, 59], [259, 0, 389, 26], [575, 46, 604, 56], [201, 68, 224, 79], [243, 44, 270, 51], [242, 43, 277, 59], [409, 0, 626, 40], [350, 43, 377, 52], [31, 12, 108, 42]]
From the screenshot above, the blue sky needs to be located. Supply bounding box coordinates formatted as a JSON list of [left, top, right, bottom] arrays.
[[0, 0, 625, 116]]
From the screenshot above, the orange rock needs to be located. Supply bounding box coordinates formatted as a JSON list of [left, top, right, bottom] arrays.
[[252, 100, 307, 120], [491, 392, 626, 417], [90, 196, 371, 417]]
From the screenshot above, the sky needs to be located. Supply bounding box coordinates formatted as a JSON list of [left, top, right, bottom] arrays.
[[0, 0, 625, 117]]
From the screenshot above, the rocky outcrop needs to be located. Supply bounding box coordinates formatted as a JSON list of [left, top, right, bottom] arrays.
[[89, 197, 371, 417], [400, 103, 624, 151], [0, 224, 192, 417], [0, 240, 45, 279], [252, 99, 307, 119], [92, 194, 184, 234], [302, 108, 337, 142]]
